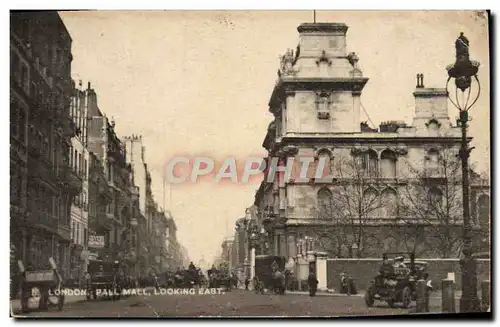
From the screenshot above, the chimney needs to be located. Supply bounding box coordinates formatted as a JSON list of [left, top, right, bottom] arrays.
[[88, 81, 91, 90], [416, 73, 425, 88], [412, 74, 449, 123]]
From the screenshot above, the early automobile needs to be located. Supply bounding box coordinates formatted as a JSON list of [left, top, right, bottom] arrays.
[[86, 259, 123, 300], [365, 252, 428, 308]]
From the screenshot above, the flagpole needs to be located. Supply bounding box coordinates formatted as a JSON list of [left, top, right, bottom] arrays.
[[313, 10, 316, 23]]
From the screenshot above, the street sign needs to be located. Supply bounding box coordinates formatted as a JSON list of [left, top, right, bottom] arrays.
[[88, 235, 105, 248], [25, 270, 55, 283]]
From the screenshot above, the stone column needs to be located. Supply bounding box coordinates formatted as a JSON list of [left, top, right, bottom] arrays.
[[352, 90, 362, 133], [481, 280, 490, 312], [442, 279, 456, 313], [416, 280, 427, 313], [250, 247, 256, 287], [315, 252, 328, 291]]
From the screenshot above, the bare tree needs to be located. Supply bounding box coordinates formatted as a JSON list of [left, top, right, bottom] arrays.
[[399, 147, 463, 258], [311, 152, 384, 258]]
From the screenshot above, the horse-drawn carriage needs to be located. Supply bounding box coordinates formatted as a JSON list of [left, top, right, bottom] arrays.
[[17, 258, 65, 313], [254, 255, 287, 295], [85, 259, 125, 300], [208, 270, 234, 291]]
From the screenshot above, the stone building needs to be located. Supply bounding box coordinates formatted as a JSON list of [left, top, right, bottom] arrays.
[[123, 135, 150, 275], [253, 22, 490, 261], [10, 12, 78, 281], [85, 83, 135, 267], [68, 81, 91, 281], [87, 151, 113, 260]]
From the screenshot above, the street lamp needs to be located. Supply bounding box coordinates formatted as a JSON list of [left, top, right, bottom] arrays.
[[445, 32, 481, 312]]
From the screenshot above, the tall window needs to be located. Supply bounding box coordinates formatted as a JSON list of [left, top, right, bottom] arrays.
[[380, 188, 397, 218], [363, 187, 379, 217], [318, 188, 333, 219], [361, 150, 378, 177], [315, 92, 331, 119], [317, 151, 332, 178], [380, 150, 397, 178], [429, 187, 443, 208], [477, 194, 490, 228], [74, 150, 78, 171], [426, 149, 440, 172]]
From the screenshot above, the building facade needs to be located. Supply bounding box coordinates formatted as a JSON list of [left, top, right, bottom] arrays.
[[10, 12, 79, 284], [253, 22, 490, 262], [68, 81, 92, 281]]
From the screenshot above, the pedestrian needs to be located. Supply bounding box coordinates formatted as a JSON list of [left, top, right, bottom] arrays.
[[424, 273, 432, 312], [307, 272, 318, 297], [245, 277, 250, 291]]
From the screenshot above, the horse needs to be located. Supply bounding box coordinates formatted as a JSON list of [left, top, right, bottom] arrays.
[[270, 270, 286, 295]]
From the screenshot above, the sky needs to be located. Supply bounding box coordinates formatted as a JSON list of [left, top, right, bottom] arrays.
[[59, 10, 490, 266]]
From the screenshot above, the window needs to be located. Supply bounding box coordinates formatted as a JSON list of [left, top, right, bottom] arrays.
[[429, 187, 443, 207], [315, 92, 331, 119], [84, 228, 88, 247], [78, 153, 82, 175], [477, 195, 490, 228], [84, 159, 88, 179], [361, 150, 378, 177], [69, 146, 73, 167], [74, 150, 78, 171], [380, 188, 397, 218], [317, 151, 332, 178], [318, 188, 333, 219], [363, 187, 380, 217], [76, 223, 80, 245], [72, 221, 76, 241], [426, 149, 441, 176], [380, 150, 397, 178]]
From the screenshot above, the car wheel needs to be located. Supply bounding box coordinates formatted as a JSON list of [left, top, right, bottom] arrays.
[[365, 287, 374, 307], [401, 286, 411, 308]]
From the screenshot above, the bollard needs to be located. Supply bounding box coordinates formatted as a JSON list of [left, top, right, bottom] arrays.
[[442, 279, 456, 313], [416, 280, 427, 313], [481, 280, 490, 312]]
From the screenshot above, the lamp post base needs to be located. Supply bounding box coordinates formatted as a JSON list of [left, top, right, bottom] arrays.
[[459, 255, 481, 312]]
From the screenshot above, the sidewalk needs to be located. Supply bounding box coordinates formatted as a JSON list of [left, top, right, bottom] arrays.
[[286, 290, 463, 299]]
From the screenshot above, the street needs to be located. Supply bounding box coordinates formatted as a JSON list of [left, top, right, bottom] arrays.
[[12, 289, 454, 318]]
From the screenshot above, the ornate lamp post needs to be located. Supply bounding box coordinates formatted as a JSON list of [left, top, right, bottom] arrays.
[[445, 32, 481, 312]]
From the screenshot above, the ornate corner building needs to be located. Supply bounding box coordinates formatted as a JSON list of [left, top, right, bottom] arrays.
[[253, 23, 490, 261]]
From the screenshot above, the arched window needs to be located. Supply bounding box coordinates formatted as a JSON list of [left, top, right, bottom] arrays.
[[380, 188, 397, 218], [316, 150, 332, 178], [318, 188, 333, 219], [477, 194, 490, 228], [429, 187, 443, 208], [363, 187, 380, 217], [361, 150, 378, 177], [426, 149, 440, 168], [380, 150, 397, 178], [383, 236, 398, 252]]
